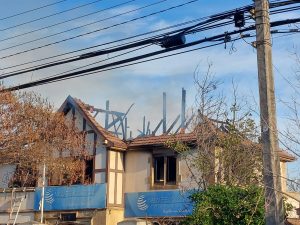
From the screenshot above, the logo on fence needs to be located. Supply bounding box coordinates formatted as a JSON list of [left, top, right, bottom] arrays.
[[137, 195, 148, 211], [45, 190, 54, 205]]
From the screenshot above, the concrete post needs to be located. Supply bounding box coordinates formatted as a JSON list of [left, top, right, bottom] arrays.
[[255, 0, 283, 224]]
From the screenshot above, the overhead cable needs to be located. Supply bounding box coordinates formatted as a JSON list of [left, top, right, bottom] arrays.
[[0, 17, 239, 79], [6, 17, 300, 91], [0, 0, 197, 55], [0, 0, 68, 21], [0, 0, 136, 43], [0, 0, 106, 32]]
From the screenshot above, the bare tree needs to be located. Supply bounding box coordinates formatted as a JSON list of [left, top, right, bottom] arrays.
[[167, 62, 262, 190]]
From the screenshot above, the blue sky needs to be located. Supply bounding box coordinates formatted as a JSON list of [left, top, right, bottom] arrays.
[[0, 0, 300, 177]]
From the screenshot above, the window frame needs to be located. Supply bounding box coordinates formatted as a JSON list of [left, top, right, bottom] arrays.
[[152, 153, 178, 189]]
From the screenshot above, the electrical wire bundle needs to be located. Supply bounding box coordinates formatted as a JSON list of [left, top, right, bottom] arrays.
[[0, 0, 299, 91]]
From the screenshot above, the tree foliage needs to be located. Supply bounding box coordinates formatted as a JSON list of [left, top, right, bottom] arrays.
[[0, 88, 86, 186], [166, 63, 266, 224], [184, 185, 265, 225]]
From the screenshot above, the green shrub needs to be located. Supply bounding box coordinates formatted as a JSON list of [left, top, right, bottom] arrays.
[[184, 185, 265, 225]]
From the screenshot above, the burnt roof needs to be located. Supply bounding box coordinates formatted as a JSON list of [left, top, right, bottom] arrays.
[[58, 96, 296, 162], [60, 96, 127, 150]]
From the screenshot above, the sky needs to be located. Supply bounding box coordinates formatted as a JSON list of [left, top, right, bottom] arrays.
[[0, 0, 299, 178]]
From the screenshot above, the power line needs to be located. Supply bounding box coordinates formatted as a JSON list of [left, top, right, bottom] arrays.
[[1, 25, 259, 91], [0, 17, 239, 79], [4, 17, 299, 91], [0, 0, 68, 21], [0, 0, 168, 52], [0, 0, 256, 72], [0, 0, 136, 43], [40, 44, 154, 81], [0, 16, 208, 71], [0, 0, 106, 32], [1, 0, 295, 61], [0, 0, 294, 77], [44, 42, 229, 85], [21, 20, 236, 80], [0, 10, 234, 71], [1, 0, 296, 75], [0, 0, 197, 56]]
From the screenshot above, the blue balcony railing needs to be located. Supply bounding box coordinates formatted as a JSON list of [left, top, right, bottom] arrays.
[[34, 184, 106, 211], [125, 190, 194, 218]]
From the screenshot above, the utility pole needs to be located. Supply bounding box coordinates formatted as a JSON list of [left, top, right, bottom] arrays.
[[255, 0, 283, 224], [40, 163, 46, 224]]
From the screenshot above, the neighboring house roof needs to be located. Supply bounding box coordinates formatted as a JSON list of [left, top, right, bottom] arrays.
[[59, 96, 127, 150], [278, 150, 296, 162], [128, 131, 296, 162], [128, 133, 197, 148]]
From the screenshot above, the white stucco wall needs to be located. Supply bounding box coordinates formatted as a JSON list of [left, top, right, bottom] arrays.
[[0, 191, 35, 211], [95, 145, 106, 169], [178, 151, 202, 190], [124, 151, 151, 193], [0, 191, 35, 224], [74, 109, 83, 131], [0, 165, 16, 189], [0, 212, 35, 224]]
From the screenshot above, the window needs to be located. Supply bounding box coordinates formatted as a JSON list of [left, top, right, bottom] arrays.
[[49, 157, 94, 186], [154, 157, 164, 183], [153, 156, 177, 186], [167, 156, 176, 184], [84, 158, 94, 184], [9, 165, 37, 188], [61, 213, 76, 221]]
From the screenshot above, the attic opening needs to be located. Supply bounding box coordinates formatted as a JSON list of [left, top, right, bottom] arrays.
[[84, 158, 94, 184]]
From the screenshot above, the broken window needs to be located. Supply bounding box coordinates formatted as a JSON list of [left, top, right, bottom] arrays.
[[84, 158, 94, 184], [154, 157, 164, 183], [166, 156, 176, 184], [49, 157, 94, 186], [153, 155, 177, 186], [61, 213, 76, 221], [9, 165, 37, 188]]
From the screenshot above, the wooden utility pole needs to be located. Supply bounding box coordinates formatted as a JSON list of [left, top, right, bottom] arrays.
[[255, 0, 283, 224]]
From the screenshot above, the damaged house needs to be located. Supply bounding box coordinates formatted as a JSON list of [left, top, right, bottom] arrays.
[[0, 94, 297, 225]]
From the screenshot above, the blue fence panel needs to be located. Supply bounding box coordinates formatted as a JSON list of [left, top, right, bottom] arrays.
[[34, 184, 106, 211], [125, 190, 194, 218]]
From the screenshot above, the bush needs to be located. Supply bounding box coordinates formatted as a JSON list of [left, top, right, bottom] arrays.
[[184, 185, 265, 225]]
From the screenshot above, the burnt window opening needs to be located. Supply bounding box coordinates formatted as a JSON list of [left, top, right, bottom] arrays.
[[166, 156, 176, 184], [84, 158, 94, 184], [154, 157, 164, 183], [153, 155, 177, 185], [49, 157, 94, 186], [61, 213, 76, 221], [9, 165, 37, 188]]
